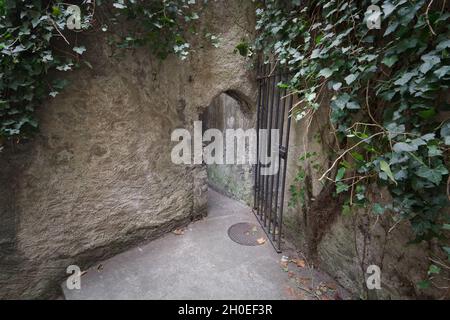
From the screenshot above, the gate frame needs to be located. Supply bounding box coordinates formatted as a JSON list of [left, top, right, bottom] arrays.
[[253, 61, 293, 253]]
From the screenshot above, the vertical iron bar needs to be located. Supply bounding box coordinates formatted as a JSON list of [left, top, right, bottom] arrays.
[[263, 69, 275, 227], [267, 72, 280, 234], [277, 92, 293, 251], [271, 71, 286, 241], [259, 62, 270, 219], [252, 64, 294, 254], [254, 59, 262, 210]]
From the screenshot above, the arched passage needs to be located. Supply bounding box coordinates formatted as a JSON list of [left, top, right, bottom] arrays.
[[200, 92, 256, 206]]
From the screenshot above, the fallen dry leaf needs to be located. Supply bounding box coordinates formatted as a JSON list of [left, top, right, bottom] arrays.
[[256, 237, 266, 244], [291, 258, 306, 268], [296, 276, 311, 287], [325, 282, 337, 290], [173, 228, 185, 235]]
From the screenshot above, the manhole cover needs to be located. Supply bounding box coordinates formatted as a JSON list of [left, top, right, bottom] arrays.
[[227, 222, 266, 246]]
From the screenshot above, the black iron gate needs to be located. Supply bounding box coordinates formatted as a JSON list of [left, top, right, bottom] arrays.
[[253, 62, 293, 253]]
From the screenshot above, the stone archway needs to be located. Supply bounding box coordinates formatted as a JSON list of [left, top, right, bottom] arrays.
[[200, 91, 256, 207]]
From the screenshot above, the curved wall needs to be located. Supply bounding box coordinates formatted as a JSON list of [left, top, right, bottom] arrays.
[[0, 1, 256, 298]]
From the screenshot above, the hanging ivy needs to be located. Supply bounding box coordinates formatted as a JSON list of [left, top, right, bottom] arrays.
[[246, 0, 450, 290], [0, 0, 209, 148]]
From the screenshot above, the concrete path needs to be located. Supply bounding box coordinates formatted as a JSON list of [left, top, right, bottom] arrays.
[[63, 189, 349, 300]]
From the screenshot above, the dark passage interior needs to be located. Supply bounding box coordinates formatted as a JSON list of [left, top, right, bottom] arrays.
[[201, 93, 256, 206]]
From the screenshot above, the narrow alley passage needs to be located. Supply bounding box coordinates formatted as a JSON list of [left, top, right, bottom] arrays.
[[63, 190, 349, 300]]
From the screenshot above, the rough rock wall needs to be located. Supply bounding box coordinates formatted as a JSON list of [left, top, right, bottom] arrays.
[[0, 0, 256, 299], [204, 93, 255, 206], [283, 98, 446, 299]]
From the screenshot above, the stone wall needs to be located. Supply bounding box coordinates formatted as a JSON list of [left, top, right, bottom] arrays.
[[0, 0, 256, 299], [283, 98, 447, 299], [204, 93, 255, 206], [1, 0, 444, 300]]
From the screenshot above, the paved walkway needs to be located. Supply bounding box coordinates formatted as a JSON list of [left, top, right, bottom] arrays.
[[63, 190, 349, 300]]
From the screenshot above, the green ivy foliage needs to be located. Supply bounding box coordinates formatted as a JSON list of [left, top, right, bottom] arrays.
[[108, 0, 203, 59], [0, 0, 206, 146], [251, 0, 449, 268], [0, 0, 74, 142]]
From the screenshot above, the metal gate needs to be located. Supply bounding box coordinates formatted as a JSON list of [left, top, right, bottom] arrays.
[[253, 62, 293, 253]]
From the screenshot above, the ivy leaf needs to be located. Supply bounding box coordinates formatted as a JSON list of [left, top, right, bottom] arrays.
[[310, 49, 321, 59], [380, 160, 397, 184], [344, 73, 357, 85], [351, 151, 364, 162], [342, 204, 351, 216], [382, 55, 398, 68], [73, 46, 86, 55], [427, 145, 442, 157], [436, 39, 450, 51], [393, 142, 417, 152], [434, 66, 450, 79], [417, 280, 430, 289], [318, 68, 333, 78], [31, 16, 40, 28], [418, 108, 436, 119], [56, 63, 73, 71], [428, 264, 441, 275], [347, 101, 360, 109], [416, 165, 447, 185], [336, 182, 349, 194], [382, 2, 396, 16], [51, 6, 61, 16], [419, 54, 441, 74], [113, 2, 127, 9], [372, 203, 385, 215], [394, 71, 416, 86], [332, 82, 342, 91], [384, 21, 399, 36], [234, 42, 249, 57], [440, 122, 450, 145], [331, 93, 361, 110], [42, 52, 53, 62], [443, 247, 450, 260], [336, 167, 346, 181]]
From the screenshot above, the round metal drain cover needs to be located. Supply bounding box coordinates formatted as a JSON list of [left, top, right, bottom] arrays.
[[227, 222, 266, 246]]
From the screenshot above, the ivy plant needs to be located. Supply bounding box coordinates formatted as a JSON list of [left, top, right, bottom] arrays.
[[248, 0, 450, 291], [0, 0, 208, 147]]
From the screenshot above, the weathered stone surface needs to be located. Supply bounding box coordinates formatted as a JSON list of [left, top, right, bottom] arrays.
[[283, 96, 447, 299], [2, 0, 441, 300], [0, 0, 256, 299]]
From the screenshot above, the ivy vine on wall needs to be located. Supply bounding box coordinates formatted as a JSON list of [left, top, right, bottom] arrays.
[[0, 0, 210, 149], [246, 0, 449, 290]]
